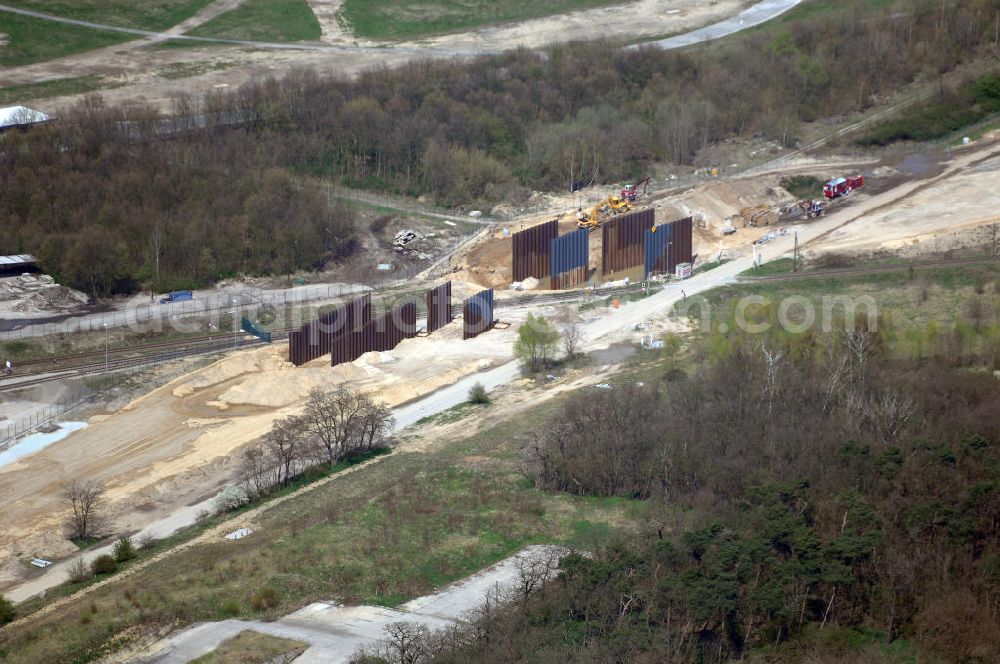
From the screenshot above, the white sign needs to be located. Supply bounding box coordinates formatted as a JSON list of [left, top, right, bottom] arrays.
[[675, 262, 693, 279], [377, 263, 393, 272]]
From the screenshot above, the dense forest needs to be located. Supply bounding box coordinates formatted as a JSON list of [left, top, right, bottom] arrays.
[[355, 322, 1000, 663], [3, 0, 1000, 296]]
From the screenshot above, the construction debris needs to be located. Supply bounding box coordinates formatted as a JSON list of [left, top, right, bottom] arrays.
[[733, 204, 778, 227], [392, 230, 432, 261], [0, 274, 89, 313]]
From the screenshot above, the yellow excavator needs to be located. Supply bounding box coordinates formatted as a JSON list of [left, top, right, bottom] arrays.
[[576, 195, 631, 231]]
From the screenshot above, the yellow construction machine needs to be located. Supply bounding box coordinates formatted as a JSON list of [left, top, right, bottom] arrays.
[[576, 195, 631, 231]]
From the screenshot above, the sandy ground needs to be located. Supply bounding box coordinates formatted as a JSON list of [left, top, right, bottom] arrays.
[[0, 317, 519, 588], [806, 150, 1000, 257], [0, 0, 745, 112]]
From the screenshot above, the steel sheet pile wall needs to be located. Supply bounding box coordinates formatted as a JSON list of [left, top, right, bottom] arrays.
[[463, 289, 495, 340], [644, 217, 694, 278], [288, 294, 371, 366], [331, 302, 417, 366], [550, 229, 590, 290], [602, 209, 655, 274], [426, 281, 453, 333], [512, 219, 558, 281]]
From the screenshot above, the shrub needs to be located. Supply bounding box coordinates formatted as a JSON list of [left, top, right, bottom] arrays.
[[214, 485, 249, 513], [0, 594, 15, 625], [91, 554, 117, 575], [221, 598, 240, 616], [468, 382, 490, 404], [67, 558, 91, 584], [250, 586, 279, 612], [113, 537, 136, 563]]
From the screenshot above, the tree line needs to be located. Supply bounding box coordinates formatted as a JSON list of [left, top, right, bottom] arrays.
[[354, 324, 1000, 662], [4, 0, 999, 297]]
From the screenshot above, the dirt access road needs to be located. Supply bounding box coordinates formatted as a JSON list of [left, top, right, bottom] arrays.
[[0, 0, 801, 111]]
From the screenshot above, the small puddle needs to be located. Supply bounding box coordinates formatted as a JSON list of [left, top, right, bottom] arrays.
[[588, 343, 636, 365], [0, 421, 88, 469], [897, 152, 937, 176]]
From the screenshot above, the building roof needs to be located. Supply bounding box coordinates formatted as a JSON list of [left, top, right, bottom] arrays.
[[0, 254, 38, 268], [0, 106, 51, 129]]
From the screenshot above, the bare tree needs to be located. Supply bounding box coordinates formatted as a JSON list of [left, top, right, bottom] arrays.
[[264, 416, 307, 486], [303, 387, 365, 465], [62, 479, 106, 541], [237, 445, 273, 502], [379, 622, 431, 664], [358, 400, 394, 452], [562, 322, 582, 360]]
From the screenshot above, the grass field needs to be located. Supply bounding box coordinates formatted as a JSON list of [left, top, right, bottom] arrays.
[[0, 389, 647, 663], [187, 0, 321, 42], [0, 0, 213, 30], [338, 0, 630, 40], [0, 12, 131, 66], [698, 260, 1000, 363], [0, 75, 122, 105]]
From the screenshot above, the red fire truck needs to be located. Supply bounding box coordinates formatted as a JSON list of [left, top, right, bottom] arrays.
[[823, 175, 864, 199]]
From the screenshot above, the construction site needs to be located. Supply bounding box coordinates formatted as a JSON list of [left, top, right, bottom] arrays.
[[3, 0, 1000, 660], [2, 131, 999, 598]]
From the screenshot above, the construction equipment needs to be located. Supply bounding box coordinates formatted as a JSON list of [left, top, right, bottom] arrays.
[[797, 199, 826, 218], [823, 175, 864, 199], [734, 204, 778, 228], [621, 177, 651, 202], [576, 195, 632, 230]]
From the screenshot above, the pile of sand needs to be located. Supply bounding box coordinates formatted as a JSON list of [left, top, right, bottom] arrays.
[[172, 346, 292, 397]]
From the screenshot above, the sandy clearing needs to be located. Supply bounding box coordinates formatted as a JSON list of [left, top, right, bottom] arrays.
[[305, 0, 355, 44], [805, 151, 1000, 257]]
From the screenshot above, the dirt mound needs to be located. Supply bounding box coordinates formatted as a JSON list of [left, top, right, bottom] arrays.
[[0, 274, 89, 313]]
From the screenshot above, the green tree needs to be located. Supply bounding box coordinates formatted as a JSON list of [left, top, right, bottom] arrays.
[[514, 313, 559, 372]]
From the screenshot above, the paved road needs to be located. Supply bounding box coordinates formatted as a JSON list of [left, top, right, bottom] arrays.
[[0, 0, 803, 55], [635, 0, 803, 49]]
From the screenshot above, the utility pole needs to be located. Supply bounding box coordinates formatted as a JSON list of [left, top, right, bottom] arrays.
[[102, 323, 109, 372], [793, 231, 800, 272]]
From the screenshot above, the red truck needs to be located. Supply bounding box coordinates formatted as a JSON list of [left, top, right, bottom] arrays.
[[823, 175, 864, 199]]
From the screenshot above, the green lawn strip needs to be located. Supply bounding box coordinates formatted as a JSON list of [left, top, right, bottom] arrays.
[[0, 12, 132, 66], [338, 0, 630, 41], [187, 0, 321, 42], [0, 0, 213, 31], [0, 391, 639, 663], [0, 75, 122, 105]]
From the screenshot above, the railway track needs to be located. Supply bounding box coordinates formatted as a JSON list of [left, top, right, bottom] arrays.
[[0, 282, 660, 391]]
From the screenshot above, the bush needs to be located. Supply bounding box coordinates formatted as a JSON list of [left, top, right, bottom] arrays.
[[113, 537, 136, 563], [468, 382, 490, 404], [91, 554, 117, 575], [213, 485, 249, 513], [250, 586, 280, 612], [67, 558, 91, 584], [780, 175, 822, 200], [0, 594, 15, 625]]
